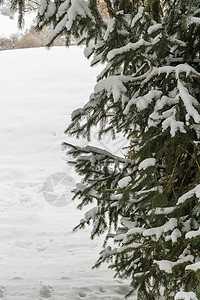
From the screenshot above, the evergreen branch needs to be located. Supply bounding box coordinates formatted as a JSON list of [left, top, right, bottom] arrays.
[[104, 0, 116, 18], [63, 142, 132, 164], [170, 269, 193, 281], [184, 0, 197, 26], [182, 148, 200, 170]]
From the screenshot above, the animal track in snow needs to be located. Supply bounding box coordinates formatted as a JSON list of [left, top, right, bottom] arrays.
[[39, 284, 54, 299], [0, 286, 6, 298]]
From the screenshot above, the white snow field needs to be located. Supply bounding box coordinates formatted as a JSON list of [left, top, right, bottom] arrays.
[[0, 47, 136, 299]]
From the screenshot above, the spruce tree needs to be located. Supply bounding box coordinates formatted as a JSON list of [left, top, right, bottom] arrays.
[[11, 0, 200, 298]]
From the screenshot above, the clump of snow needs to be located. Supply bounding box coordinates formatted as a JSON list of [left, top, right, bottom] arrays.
[[154, 260, 176, 274], [162, 113, 186, 137], [76, 182, 87, 191], [127, 227, 145, 235], [171, 228, 182, 243], [155, 94, 179, 111], [104, 18, 115, 41], [145, 65, 200, 138], [65, 0, 93, 31], [110, 194, 123, 201], [118, 176, 132, 188], [56, 0, 70, 20], [147, 23, 162, 35], [121, 218, 137, 229], [46, 15, 68, 45], [107, 39, 149, 61], [186, 261, 200, 272], [114, 234, 125, 242], [148, 207, 174, 215], [177, 184, 200, 204], [143, 218, 178, 240], [84, 206, 99, 222], [191, 17, 200, 25], [94, 75, 128, 103], [154, 254, 194, 274], [38, 0, 48, 16], [83, 41, 94, 59], [44, 1, 56, 20], [186, 227, 200, 239], [124, 90, 162, 113], [138, 158, 156, 170], [175, 291, 198, 300], [137, 186, 163, 195], [130, 7, 144, 28], [177, 78, 200, 124]]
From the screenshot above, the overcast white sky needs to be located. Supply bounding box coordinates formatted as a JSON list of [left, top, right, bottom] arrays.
[[0, 12, 36, 37]]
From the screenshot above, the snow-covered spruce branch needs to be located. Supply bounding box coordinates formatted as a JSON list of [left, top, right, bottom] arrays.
[[62, 142, 132, 164]]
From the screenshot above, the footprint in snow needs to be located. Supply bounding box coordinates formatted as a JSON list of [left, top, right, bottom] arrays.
[[79, 291, 87, 298], [39, 284, 54, 299], [0, 286, 6, 298], [37, 245, 48, 252], [78, 287, 92, 298], [99, 286, 107, 293]]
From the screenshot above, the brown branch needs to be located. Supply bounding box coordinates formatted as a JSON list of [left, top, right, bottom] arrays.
[[170, 270, 193, 281], [183, 148, 200, 170], [104, 0, 116, 18], [184, 0, 196, 26]]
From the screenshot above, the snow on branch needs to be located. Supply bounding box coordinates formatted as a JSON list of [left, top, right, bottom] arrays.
[[175, 292, 198, 300], [124, 90, 162, 113], [138, 158, 156, 170], [177, 184, 200, 205], [118, 176, 132, 188], [39, 0, 94, 45], [65, 0, 93, 31], [144, 64, 199, 84], [84, 206, 99, 222], [107, 39, 150, 61], [177, 79, 200, 124], [186, 262, 200, 272], [162, 110, 186, 137], [95, 246, 117, 266], [56, 0, 71, 20], [143, 218, 178, 240], [148, 207, 175, 215], [38, 0, 48, 15], [94, 75, 129, 103], [46, 15, 68, 45], [63, 142, 132, 165], [147, 23, 162, 35], [154, 254, 194, 274], [130, 6, 144, 28], [186, 227, 200, 239]]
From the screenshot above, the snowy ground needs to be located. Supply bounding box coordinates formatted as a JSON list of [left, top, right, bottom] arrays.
[[0, 47, 136, 299]]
